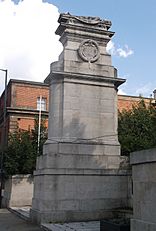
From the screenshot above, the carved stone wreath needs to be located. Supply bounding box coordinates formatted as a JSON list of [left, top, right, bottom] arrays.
[[78, 39, 100, 63]]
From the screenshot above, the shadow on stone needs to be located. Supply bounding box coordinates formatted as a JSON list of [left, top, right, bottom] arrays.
[[100, 218, 130, 231]]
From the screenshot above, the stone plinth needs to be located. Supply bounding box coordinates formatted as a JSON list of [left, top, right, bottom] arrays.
[[31, 13, 126, 223], [31, 168, 129, 223]]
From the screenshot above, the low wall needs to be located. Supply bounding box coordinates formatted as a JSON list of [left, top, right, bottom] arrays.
[[130, 148, 156, 231], [2, 174, 33, 208]]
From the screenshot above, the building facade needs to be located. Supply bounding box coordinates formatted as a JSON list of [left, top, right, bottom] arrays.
[[118, 94, 152, 111], [0, 79, 49, 148]]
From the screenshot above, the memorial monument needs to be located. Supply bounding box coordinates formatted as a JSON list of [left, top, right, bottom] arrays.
[[31, 13, 127, 224]]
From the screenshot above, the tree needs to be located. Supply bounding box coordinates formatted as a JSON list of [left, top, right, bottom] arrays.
[[2, 116, 48, 175], [3, 130, 36, 175], [118, 99, 156, 156]]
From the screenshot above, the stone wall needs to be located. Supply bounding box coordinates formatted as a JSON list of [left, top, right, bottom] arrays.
[[2, 174, 33, 208], [130, 148, 156, 231]]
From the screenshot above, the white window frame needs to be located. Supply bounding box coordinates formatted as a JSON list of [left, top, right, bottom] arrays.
[[37, 97, 47, 111]]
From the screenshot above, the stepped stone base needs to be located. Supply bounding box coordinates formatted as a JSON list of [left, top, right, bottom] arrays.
[[31, 141, 129, 224], [37, 141, 121, 170], [30, 208, 113, 224]]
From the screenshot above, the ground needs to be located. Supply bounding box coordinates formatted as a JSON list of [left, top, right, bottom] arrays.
[[0, 208, 100, 231], [0, 209, 43, 231]]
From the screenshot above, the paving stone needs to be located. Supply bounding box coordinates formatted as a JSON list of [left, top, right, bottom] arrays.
[[41, 221, 100, 231]]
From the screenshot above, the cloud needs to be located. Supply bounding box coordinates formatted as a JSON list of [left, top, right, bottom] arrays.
[[0, 0, 134, 95], [106, 41, 134, 58], [106, 41, 115, 55], [135, 83, 154, 97], [118, 88, 127, 95], [0, 0, 62, 94], [117, 45, 134, 58]]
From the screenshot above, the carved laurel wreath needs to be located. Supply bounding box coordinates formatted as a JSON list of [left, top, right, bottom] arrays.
[[78, 39, 100, 63]]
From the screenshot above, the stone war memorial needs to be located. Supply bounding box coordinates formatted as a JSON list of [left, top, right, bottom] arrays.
[[30, 13, 131, 224]]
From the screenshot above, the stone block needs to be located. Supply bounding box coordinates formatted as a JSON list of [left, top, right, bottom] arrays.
[[131, 219, 156, 231], [130, 148, 156, 165], [131, 149, 156, 230]]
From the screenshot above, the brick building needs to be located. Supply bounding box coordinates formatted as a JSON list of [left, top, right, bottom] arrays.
[[118, 94, 152, 112], [0, 78, 152, 147], [0, 79, 49, 148]]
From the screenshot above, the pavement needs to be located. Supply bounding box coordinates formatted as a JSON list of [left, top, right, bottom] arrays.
[[42, 221, 100, 231], [8, 207, 100, 231], [0, 208, 43, 231]]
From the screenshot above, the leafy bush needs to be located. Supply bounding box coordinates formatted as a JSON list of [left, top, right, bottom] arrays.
[[118, 99, 156, 156], [1, 116, 47, 175]]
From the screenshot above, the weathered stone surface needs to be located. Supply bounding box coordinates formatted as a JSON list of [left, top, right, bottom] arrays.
[[130, 148, 156, 165], [130, 148, 156, 231], [131, 219, 156, 231], [31, 13, 126, 224]]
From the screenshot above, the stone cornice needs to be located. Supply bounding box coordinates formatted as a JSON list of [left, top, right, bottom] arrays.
[[45, 71, 126, 88], [56, 13, 114, 39]]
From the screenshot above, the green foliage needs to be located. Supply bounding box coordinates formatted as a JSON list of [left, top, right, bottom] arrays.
[[2, 116, 48, 175], [118, 99, 156, 156], [3, 131, 36, 175]]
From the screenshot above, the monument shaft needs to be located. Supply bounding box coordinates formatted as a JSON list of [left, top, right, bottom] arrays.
[[31, 13, 126, 223]]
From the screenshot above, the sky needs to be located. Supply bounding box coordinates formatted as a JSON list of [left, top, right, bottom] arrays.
[[0, 0, 156, 97]]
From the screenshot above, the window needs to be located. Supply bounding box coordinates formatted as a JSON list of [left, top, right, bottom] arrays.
[[37, 97, 47, 111]]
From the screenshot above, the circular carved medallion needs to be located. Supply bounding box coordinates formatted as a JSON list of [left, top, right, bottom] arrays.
[[78, 39, 100, 63]]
